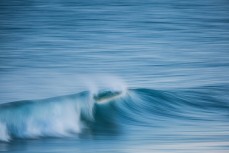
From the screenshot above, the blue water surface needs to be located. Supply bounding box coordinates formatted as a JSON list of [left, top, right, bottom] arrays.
[[0, 0, 229, 152]]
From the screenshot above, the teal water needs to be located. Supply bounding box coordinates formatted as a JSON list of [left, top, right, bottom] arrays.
[[0, 0, 229, 152]]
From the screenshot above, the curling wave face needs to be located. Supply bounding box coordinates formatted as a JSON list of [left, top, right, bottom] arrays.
[[0, 86, 229, 142]]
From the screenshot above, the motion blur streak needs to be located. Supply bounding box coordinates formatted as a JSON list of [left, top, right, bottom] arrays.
[[0, 0, 229, 152]]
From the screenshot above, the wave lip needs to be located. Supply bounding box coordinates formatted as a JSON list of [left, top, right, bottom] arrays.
[[93, 90, 124, 103]]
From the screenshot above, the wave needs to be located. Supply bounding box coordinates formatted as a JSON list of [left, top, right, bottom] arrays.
[[0, 86, 228, 142]]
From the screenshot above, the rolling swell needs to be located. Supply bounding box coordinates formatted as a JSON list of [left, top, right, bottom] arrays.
[[0, 86, 228, 142]]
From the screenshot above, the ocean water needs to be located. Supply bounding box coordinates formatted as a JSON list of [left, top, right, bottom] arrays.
[[0, 0, 229, 152]]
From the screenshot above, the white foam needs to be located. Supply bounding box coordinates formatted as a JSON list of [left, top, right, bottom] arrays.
[[0, 122, 10, 142], [0, 95, 94, 141], [25, 102, 82, 138]]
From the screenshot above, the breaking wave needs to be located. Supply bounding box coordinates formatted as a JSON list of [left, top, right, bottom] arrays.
[[0, 85, 228, 142]]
